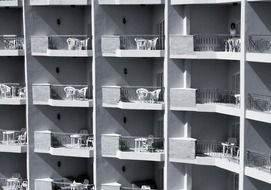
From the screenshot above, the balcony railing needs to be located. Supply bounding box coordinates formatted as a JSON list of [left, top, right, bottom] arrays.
[[0, 35, 24, 50], [48, 35, 91, 50], [196, 88, 239, 105], [120, 35, 164, 50], [196, 140, 240, 162], [194, 34, 240, 52], [119, 135, 164, 153], [50, 84, 92, 101], [52, 179, 94, 190], [120, 86, 164, 104], [0, 128, 27, 145], [51, 132, 93, 149], [247, 93, 271, 113], [0, 177, 28, 190], [246, 150, 271, 173], [0, 83, 25, 99], [248, 35, 271, 53]]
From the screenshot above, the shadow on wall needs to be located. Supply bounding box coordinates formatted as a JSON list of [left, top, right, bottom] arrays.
[[101, 158, 156, 187], [35, 153, 92, 182], [32, 106, 89, 132], [0, 153, 27, 179], [246, 120, 271, 154]]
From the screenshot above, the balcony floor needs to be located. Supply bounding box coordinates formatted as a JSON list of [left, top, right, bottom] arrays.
[[245, 166, 271, 184], [103, 50, 165, 58], [35, 147, 94, 158], [33, 99, 93, 108], [171, 103, 240, 117], [32, 49, 93, 57], [170, 156, 240, 174], [170, 51, 241, 61], [103, 101, 165, 110], [0, 144, 27, 153]]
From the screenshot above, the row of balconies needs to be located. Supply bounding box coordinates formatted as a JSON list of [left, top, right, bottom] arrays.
[[2, 34, 271, 60], [3, 83, 271, 122], [0, 0, 243, 6]]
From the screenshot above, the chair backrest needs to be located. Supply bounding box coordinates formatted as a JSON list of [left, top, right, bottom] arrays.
[[136, 88, 149, 98], [83, 179, 89, 185], [64, 86, 76, 94], [228, 137, 237, 145], [151, 37, 159, 49], [11, 173, 21, 179], [79, 129, 89, 134]]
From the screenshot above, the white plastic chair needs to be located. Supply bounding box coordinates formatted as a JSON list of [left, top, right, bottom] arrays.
[[136, 88, 149, 102], [67, 38, 79, 50], [149, 89, 161, 103], [64, 86, 76, 100], [77, 87, 88, 100]]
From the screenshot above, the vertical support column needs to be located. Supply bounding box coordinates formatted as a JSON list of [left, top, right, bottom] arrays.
[[22, 0, 30, 184], [183, 5, 192, 190], [239, 0, 247, 190], [91, 0, 97, 188], [183, 6, 190, 36], [163, 0, 169, 189]]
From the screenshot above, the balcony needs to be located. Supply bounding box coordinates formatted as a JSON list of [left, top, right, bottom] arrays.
[[34, 130, 94, 158], [245, 150, 271, 184], [246, 93, 271, 123], [102, 35, 165, 57], [0, 177, 27, 190], [0, 128, 27, 153], [247, 35, 271, 63], [170, 88, 240, 116], [170, 138, 240, 173], [32, 84, 93, 107], [102, 134, 164, 162], [0, 0, 22, 7], [101, 182, 161, 190], [0, 35, 24, 56], [35, 178, 94, 190], [102, 86, 164, 110], [170, 34, 241, 60], [98, 0, 164, 5], [31, 35, 92, 57], [30, 0, 91, 6], [0, 83, 26, 105]]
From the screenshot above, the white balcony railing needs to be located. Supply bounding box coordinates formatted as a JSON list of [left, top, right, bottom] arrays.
[[35, 178, 94, 190], [0, 128, 27, 145], [196, 140, 240, 163], [119, 135, 164, 153], [0, 176, 27, 190], [51, 132, 93, 150], [102, 35, 165, 57], [247, 93, 271, 113], [0, 35, 24, 50], [31, 35, 92, 57], [194, 34, 240, 52], [196, 88, 239, 105], [32, 84, 93, 107], [102, 86, 164, 110], [35, 130, 94, 158], [246, 150, 271, 173], [248, 35, 271, 53], [170, 34, 241, 59], [52, 179, 94, 190]]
